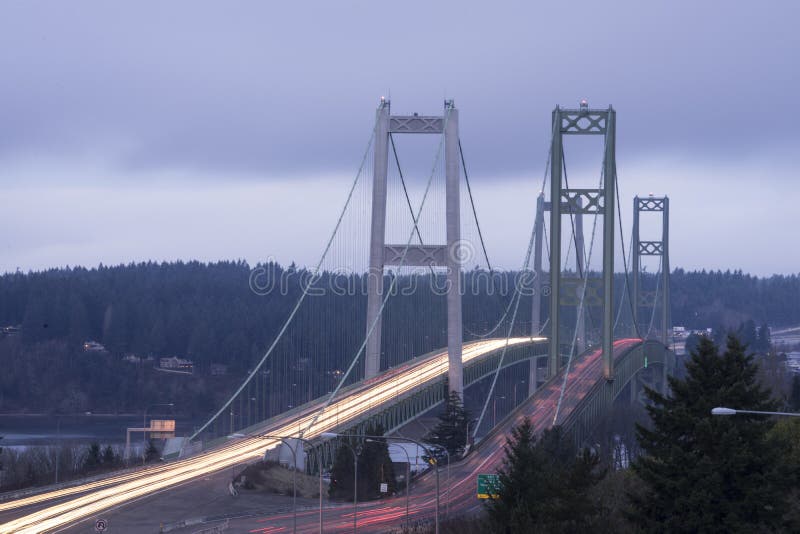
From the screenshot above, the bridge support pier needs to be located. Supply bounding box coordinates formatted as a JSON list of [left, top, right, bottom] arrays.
[[528, 359, 538, 397], [365, 99, 463, 397]]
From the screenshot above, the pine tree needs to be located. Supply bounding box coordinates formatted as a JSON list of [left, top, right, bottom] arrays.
[[102, 445, 116, 466], [424, 390, 471, 460], [685, 332, 702, 357], [144, 440, 160, 462], [756, 322, 772, 352], [328, 442, 356, 501], [485, 419, 603, 533], [790, 375, 800, 412], [83, 442, 102, 471], [739, 319, 758, 348], [357, 424, 396, 500], [631, 335, 791, 532], [327, 425, 396, 502]]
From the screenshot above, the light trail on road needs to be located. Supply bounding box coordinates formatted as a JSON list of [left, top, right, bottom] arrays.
[[0, 337, 542, 533], [234, 338, 643, 533]]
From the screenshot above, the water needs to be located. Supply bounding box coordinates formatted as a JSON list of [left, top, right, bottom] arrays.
[[0, 414, 199, 448]]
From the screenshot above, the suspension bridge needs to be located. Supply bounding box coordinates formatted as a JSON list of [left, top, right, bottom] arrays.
[[0, 99, 675, 533]]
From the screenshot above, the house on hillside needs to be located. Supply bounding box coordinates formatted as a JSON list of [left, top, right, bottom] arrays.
[[159, 356, 194, 373], [83, 340, 107, 352], [1, 325, 21, 337]]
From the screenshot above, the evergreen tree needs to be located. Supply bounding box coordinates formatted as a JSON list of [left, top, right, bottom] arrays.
[[631, 335, 791, 532], [790, 375, 800, 411], [424, 390, 471, 460], [485, 418, 603, 533], [739, 319, 758, 348], [756, 322, 772, 352], [144, 440, 160, 462], [327, 425, 396, 502], [83, 442, 102, 471], [685, 332, 702, 357], [328, 440, 356, 501], [102, 445, 116, 466], [357, 424, 396, 500]]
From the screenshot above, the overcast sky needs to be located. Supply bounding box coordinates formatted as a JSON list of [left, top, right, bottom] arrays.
[[1, 1, 798, 276]]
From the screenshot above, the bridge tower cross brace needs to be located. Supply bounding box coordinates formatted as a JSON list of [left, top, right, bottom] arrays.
[[548, 104, 617, 381], [532, 193, 587, 351], [631, 195, 671, 345], [365, 99, 464, 397]]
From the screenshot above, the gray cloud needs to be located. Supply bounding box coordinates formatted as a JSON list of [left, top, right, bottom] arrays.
[[0, 1, 798, 274]]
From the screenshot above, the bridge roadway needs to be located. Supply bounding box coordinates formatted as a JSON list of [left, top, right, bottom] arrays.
[[225, 338, 642, 533], [0, 337, 540, 533]]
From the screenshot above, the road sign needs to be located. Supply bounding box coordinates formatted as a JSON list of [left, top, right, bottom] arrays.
[[380, 482, 388, 493], [149, 419, 176, 439], [477, 473, 501, 499], [94, 518, 108, 532]]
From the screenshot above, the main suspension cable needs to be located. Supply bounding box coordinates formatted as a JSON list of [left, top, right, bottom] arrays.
[[190, 116, 379, 441], [471, 120, 557, 438], [614, 167, 643, 340]]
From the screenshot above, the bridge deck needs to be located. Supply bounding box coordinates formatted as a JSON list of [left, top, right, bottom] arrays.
[[0, 337, 543, 533]]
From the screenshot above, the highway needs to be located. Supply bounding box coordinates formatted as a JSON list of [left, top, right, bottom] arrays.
[[227, 338, 642, 533], [0, 337, 541, 534]]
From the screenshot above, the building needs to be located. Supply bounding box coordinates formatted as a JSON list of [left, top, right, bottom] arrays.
[[83, 340, 107, 352], [1, 325, 21, 337], [159, 356, 194, 373], [785, 352, 800, 374]]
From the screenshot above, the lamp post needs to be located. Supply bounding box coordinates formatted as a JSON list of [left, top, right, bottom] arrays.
[[259, 435, 298, 534], [229, 433, 312, 534], [54, 416, 61, 484], [712, 407, 800, 417], [292, 435, 324, 534], [323, 432, 439, 534], [143, 403, 173, 465], [367, 440, 411, 528], [437, 447, 450, 520], [492, 395, 505, 428], [513, 380, 526, 407]]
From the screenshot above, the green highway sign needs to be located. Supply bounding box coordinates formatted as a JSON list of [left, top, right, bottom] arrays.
[[477, 473, 501, 499]]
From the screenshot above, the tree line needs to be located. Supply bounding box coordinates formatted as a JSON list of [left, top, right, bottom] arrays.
[[1, 261, 798, 416]]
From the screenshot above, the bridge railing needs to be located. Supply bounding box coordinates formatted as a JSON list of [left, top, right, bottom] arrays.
[[306, 340, 548, 473], [559, 340, 675, 450]]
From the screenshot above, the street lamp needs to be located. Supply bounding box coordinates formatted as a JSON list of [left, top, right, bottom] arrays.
[[229, 433, 324, 534], [513, 380, 526, 407], [711, 407, 800, 417], [492, 395, 506, 428], [143, 403, 174, 465], [258, 435, 298, 534], [323, 432, 440, 534], [436, 447, 450, 520]]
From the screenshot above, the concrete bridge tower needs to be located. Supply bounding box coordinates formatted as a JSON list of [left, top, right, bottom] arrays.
[[365, 99, 464, 397]]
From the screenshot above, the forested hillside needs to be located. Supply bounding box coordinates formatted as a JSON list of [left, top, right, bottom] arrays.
[[0, 261, 797, 415]]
